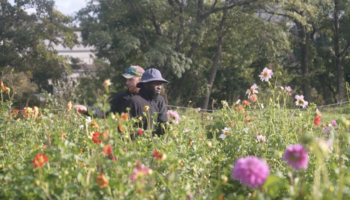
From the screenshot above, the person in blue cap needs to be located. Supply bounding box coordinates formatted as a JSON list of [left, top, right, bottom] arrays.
[[122, 68, 169, 137], [73, 65, 145, 117]]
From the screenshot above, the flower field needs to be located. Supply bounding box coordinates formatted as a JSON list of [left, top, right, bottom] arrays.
[[1, 71, 350, 200]]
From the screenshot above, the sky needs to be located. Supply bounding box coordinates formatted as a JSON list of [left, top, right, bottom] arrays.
[[8, 0, 88, 16]]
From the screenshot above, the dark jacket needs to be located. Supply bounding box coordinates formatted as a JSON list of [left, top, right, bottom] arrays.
[[122, 88, 168, 136], [86, 90, 136, 118]]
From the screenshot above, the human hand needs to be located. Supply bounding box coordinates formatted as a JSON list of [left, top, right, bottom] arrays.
[[73, 105, 88, 114]]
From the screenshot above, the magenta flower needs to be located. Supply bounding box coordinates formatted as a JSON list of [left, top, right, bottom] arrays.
[[285, 86, 292, 96], [331, 120, 337, 126], [259, 68, 273, 82], [283, 144, 309, 170], [129, 163, 151, 182], [246, 84, 258, 96], [295, 95, 308, 108], [167, 110, 181, 124], [232, 156, 270, 188]]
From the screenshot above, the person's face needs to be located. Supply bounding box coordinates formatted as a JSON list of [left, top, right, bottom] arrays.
[[144, 81, 163, 95], [126, 76, 141, 92]]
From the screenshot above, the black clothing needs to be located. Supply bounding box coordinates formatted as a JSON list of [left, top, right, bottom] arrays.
[[86, 90, 135, 118], [122, 88, 168, 136]]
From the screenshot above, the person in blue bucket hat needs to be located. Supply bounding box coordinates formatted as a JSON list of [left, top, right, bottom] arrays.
[[122, 68, 169, 137]]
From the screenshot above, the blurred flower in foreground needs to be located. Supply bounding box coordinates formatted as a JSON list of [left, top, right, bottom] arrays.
[[23, 107, 33, 118], [143, 106, 149, 111], [295, 95, 308, 108], [96, 174, 109, 188], [283, 144, 309, 170], [316, 138, 333, 154], [248, 94, 258, 102], [167, 110, 181, 124], [32, 153, 49, 168], [129, 162, 151, 182], [195, 107, 201, 112], [91, 121, 99, 129], [259, 68, 273, 82], [257, 135, 266, 143], [219, 127, 231, 140], [246, 84, 258, 96], [331, 120, 337, 126], [232, 156, 270, 188], [92, 131, 102, 144]]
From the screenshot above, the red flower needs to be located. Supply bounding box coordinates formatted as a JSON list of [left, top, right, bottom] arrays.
[[314, 116, 322, 126], [32, 153, 49, 168], [92, 131, 102, 144], [138, 129, 143, 135], [153, 150, 161, 159], [103, 144, 112, 156], [243, 100, 250, 106]]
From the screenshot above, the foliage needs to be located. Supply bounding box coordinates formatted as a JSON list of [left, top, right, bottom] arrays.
[[1, 74, 350, 199]]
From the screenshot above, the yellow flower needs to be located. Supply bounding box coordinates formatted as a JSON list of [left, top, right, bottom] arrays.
[[103, 79, 112, 87], [143, 106, 149, 111]]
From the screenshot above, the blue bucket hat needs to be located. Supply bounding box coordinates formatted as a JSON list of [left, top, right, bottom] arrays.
[[136, 68, 169, 88]]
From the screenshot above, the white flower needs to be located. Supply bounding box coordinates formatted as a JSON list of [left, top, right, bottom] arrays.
[[79, 125, 84, 130], [219, 127, 231, 140], [195, 107, 201, 112], [295, 95, 308, 108], [261, 104, 264, 109], [259, 68, 274, 82], [246, 84, 258, 96], [235, 99, 241, 104], [85, 117, 92, 124], [221, 100, 228, 107], [257, 135, 266, 143]]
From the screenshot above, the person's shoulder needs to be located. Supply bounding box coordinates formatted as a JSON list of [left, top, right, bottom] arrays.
[[156, 95, 165, 102]]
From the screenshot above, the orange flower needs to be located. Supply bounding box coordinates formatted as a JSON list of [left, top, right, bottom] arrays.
[[13, 109, 19, 115], [23, 107, 33, 118], [67, 101, 72, 111], [103, 130, 109, 139], [92, 131, 102, 144], [119, 113, 129, 121], [118, 113, 129, 132], [0, 81, 5, 91], [103, 79, 112, 87], [103, 144, 112, 156], [248, 94, 258, 102], [143, 106, 149, 111], [32, 153, 49, 168], [96, 174, 109, 188], [4, 87, 10, 94], [91, 121, 99, 129]]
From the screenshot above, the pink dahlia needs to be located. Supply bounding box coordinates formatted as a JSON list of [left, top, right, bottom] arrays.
[[129, 162, 151, 182], [246, 84, 258, 96], [295, 95, 308, 108], [331, 120, 337, 126], [259, 68, 273, 82], [167, 110, 181, 124], [232, 156, 270, 188], [283, 144, 309, 170]]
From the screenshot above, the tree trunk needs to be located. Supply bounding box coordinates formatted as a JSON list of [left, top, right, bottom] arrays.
[[319, 73, 331, 104], [296, 18, 312, 103], [202, 35, 224, 109], [333, 0, 343, 104]]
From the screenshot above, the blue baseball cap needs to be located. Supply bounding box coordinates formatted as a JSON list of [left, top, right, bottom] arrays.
[[136, 68, 169, 88]]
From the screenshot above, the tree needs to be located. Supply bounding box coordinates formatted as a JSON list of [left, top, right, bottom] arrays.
[[0, 0, 77, 90]]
